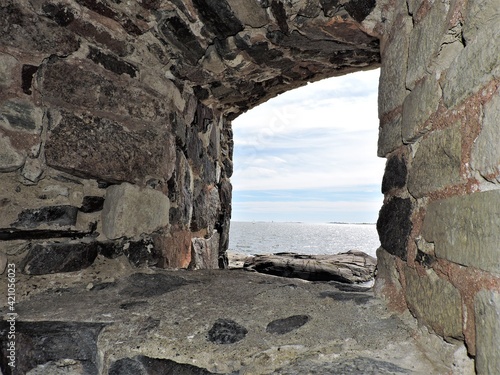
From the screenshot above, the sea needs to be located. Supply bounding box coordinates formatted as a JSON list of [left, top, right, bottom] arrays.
[[228, 221, 380, 258]]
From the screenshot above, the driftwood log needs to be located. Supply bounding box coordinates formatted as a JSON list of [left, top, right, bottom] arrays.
[[243, 250, 377, 284]]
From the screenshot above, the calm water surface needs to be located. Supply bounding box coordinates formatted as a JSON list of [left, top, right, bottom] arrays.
[[228, 221, 380, 258]]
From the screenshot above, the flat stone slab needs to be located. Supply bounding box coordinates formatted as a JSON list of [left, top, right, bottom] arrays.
[[0, 256, 468, 374], [243, 250, 377, 283]]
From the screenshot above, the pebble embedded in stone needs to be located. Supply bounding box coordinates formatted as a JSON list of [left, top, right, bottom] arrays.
[[266, 315, 310, 335], [207, 318, 248, 344]]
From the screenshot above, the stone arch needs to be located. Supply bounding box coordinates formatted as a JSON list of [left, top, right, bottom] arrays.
[[1, 0, 500, 372]]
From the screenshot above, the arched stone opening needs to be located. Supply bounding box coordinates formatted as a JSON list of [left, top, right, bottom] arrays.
[[1, 0, 499, 372]]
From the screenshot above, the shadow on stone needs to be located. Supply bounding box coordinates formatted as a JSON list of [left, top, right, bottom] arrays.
[[319, 291, 373, 305], [119, 273, 189, 298], [266, 315, 310, 335], [109, 355, 218, 375]]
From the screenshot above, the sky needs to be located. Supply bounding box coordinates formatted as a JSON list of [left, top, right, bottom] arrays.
[[230, 69, 386, 223]]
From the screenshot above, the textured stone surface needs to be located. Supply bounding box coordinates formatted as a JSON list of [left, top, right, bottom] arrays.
[[381, 155, 407, 194], [0, 135, 25, 172], [0, 99, 43, 133], [422, 190, 500, 273], [377, 197, 412, 260], [101, 183, 170, 239], [20, 242, 99, 275], [207, 318, 248, 345], [471, 90, 500, 180], [378, 15, 412, 116], [108, 356, 216, 375], [191, 233, 220, 269], [408, 124, 462, 198], [475, 290, 500, 374], [79, 196, 105, 213], [11, 205, 79, 229], [378, 114, 403, 157], [401, 75, 441, 143], [0, 321, 105, 375], [45, 110, 175, 184], [275, 357, 410, 374], [443, 21, 500, 108], [404, 267, 463, 340]]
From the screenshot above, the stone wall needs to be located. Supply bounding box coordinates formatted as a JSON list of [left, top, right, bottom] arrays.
[[374, 0, 500, 372], [0, 0, 379, 273], [1, 0, 500, 373]]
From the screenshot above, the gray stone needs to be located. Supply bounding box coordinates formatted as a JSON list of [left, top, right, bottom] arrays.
[[11, 205, 79, 229], [0, 53, 17, 88], [422, 190, 500, 274], [226, 0, 268, 27], [401, 75, 441, 143], [101, 183, 170, 240], [276, 357, 410, 374], [190, 185, 220, 233], [404, 267, 463, 340], [406, 0, 449, 89], [207, 318, 248, 344], [191, 233, 220, 269], [378, 15, 412, 116], [0, 135, 25, 172], [119, 273, 188, 298], [443, 23, 500, 108], [463, 0, 500, 43], [21, 157, 44, 184], [407, 124, 462, 198], [471, 91, 500, 180], [377, 114, 403, 157], [0, 251, 6, 274], [475, 290, 500, 374], [20, 242, 98, 275], [0, 99, 43, 133], [26, 359, 87, 375]]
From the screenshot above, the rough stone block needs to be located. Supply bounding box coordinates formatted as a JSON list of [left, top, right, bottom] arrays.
[[191, 232, 220, 269], [45, 110, 175, 184], [191, 185, 220, 233], [404, 267, 463, 340], [378, 15, 412, 116], [377, 114, 403, 157], [109, 356, 217, 375], [0, 321, 105, 375], [20, 242, 98, 275], [0, 53, 17, 88], [406, 0, 449, 89], [0, 134, 25, 172], [407, 123, 462, 198], [443, 24, 500, 108], [471, 90, 500, 180], [101, 183, 170, 239], [475, 290, 500, 374], [0, 99, 43, 133], [226, 0, 268, 27], [381, 155, 407, 193], [422, 190, 500, 274], [463, 0, 500, 44], [401, 75, 441, 143], [11, 205, 78, 229], [376, 197, 412, 260]]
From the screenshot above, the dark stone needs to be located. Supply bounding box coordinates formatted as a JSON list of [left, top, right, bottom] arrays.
[[214, 38, 238, 61], [319, 291, 372, 305], [45, 110, 175, 184], [193, 85, 210, 101], [108, 356, 217, 375], [20, 242, 99, 275], [0, 228, 91, 240], [1, 100, 37, 131], [75, 0, 116, 19], [157, 15, 205, 65], [377, 197, 412, 261], [42, 3, 76, 26], [344, 0, 376, 23], [267, 30, 345, 54], [276, 357, 410, 374], [126, 238, 163, 267], [235, 39, 284, 65], [0, 321, 105, 375], [119, 273, 189, 298], [11, 205, 79, 229], [119, 301, 149, 310], [271, 0, 289, 34], [87, 46, 137, 78], [329, 281, 371, 293], [207, 318, 248, 344], [96, 241, 123, 258], [415, 250, 436, 268], [191, 0, 243, 39], [381, 155, 407, 194], [319, 0, 339, 17], [21, 64, 38, 95], [80, 196, 105, 213], [266, 315, 310, 334]]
